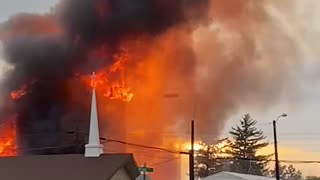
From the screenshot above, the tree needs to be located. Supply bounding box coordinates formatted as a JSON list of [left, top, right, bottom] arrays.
[[228, 114, 270, 175], [194, 139, 230, 178], [306, 176, 320, 180], [270, 164, 302, 180]]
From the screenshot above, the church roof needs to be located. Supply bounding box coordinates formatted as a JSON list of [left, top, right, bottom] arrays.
[[203, 171, 275, 180], [0, 153, 139, 180]]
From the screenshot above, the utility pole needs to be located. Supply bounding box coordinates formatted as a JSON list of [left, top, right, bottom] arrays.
[[273, 120, 280, 180], [189, 120, 194, 180]]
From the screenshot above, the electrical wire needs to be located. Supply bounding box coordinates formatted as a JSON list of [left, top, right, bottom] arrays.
[[20, 144, 78, 151], [108, 143, 179, 154], [1, 139, 320, 165], [102, 138, 320, 164], [150, 157, 180, 167], [1, 131, 319, 165], [132, 154, 178, 160], [215, 157, 320, 164], [103, 139, 188, 154], [103, 139, 320, 164], [104, 148, 180, 159], [3, 144, 78, 152]]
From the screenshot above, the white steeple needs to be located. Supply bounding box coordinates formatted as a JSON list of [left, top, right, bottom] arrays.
[[85, 72, 104, 157]]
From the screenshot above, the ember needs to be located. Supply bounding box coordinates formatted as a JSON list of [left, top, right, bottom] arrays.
[[9, 80, 36, 101], [10, 85, 27, 100]]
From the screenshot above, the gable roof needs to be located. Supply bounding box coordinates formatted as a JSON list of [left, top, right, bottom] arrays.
[[0, 154, 140, 180], [203, 171, 275, 180]]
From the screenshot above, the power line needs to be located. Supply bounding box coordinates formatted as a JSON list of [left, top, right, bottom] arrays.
[[103, 139, 188, 155], [150, 157, 180, 167], [1, 132, 319, 165], [105, 147, 179, 159], [103, 138, 320, 164], [20, 144, 78, 151], [4, 129, 320, 139], [1, 139, 320, 165], [215, 157, 320, 164], [132, 154, 177, 160], [108, 142, 179, 154], [126, 129, 320, 135], [2, 144, 78, 152]]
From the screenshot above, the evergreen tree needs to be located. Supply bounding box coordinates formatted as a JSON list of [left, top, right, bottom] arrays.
[[194, 139, 229, 178], [270, 164, 302, 180], [228, 114, 270, 175]]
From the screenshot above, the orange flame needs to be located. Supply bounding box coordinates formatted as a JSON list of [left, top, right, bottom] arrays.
[[104, 85, 134, 102], [10, 85, 27, 100], [81, 49, 134, 102], [10, 80, 36, 101], [0, 116, 17, 157]]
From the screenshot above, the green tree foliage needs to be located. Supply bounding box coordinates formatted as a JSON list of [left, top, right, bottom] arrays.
[[228, 114, 270, 175], [194, 139, 230, 178], [270, 164, 302, 180]]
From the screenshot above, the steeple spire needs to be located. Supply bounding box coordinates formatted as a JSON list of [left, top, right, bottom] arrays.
[[85, 72, 104, 157]]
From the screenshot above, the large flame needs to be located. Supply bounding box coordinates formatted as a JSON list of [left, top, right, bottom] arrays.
[[0, 116, 17, 157], [80, 49, 134, 102], [0, 0, 306, 179]]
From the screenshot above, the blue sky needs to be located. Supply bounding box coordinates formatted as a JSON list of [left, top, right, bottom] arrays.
[[1, 0, 320, 177]]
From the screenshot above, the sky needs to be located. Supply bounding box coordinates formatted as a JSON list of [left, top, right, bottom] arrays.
[[0, 0, 56, 22], [222, 1, 320, 176], [1, 0, 320, 178]]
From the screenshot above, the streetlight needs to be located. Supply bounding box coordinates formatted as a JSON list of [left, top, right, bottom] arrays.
[[275, 113, 287, 122], [273, 113, 287, 180]]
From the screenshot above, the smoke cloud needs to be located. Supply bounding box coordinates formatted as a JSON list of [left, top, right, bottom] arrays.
[[0, 0, 310, 178], [0, 0, 214, 155]]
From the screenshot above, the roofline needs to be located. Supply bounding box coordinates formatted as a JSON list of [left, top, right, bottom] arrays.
[[218, 171, 246, 180], [102, 153, 140, 179]]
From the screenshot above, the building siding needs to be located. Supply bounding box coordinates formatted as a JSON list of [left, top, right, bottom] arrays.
[[110, 168, 131, 180]]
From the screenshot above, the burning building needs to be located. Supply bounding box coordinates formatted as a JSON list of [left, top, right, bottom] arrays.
[[0, 0, 302, 179], [0, 84, 140, 180]]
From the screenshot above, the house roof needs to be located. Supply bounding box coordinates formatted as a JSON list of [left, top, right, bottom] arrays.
[[203, 171, 275, 180], [0, 153, 140, 180]]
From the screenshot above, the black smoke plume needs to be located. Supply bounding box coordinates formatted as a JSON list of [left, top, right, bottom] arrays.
[[0, 0, 211, 154]]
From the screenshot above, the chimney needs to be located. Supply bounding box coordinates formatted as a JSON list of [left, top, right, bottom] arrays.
[[85, 72, 104, 157]]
